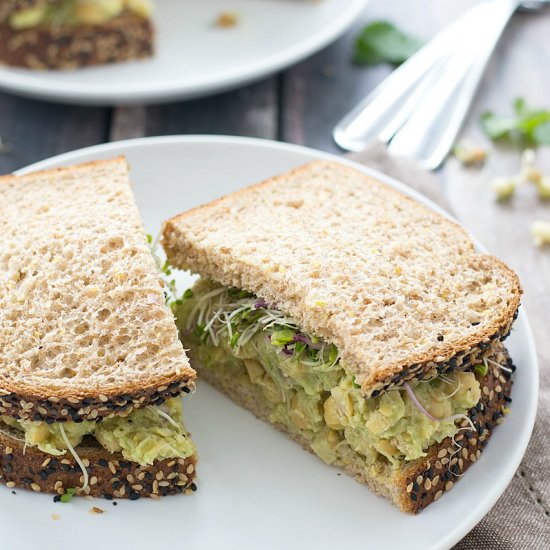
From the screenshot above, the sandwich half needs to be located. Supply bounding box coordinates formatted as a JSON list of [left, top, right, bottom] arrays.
[[0, 158, 197, 500], [162, 160, 522, 513], [0, 0, 153, 69]]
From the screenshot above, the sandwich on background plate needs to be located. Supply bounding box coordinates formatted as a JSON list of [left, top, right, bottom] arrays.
[[0, 0, 153, 69], [163, 160, 521, 513], [0, 158, 197, 500]]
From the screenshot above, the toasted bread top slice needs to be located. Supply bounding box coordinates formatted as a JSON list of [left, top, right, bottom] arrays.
[[163, 160, 521, 395], [0, 158, 195, 422]]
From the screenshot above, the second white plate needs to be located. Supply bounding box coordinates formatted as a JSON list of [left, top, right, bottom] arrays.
[[5, 136, 538, 550], [0, 0, 369, 105]]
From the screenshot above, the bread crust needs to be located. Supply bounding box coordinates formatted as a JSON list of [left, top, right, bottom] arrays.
[[0, 11, 153, 69], [0, 379, 196, 424], [0, 158, 196, 422], [192, 343, 513, 513], [0, 429, 197, 499], [163, 160, 522, 396]]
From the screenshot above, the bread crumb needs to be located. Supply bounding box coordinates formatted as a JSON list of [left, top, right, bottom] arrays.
[[453, 140, 487, 166], [215, 12, 239, 28], [51, 513, 60, 521], [89, 506, 105, 515], [531, 220, 550, 247], [491, 177, 516, 201]]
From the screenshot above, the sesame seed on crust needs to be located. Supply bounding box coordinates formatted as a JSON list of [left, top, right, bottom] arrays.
[[367, 312, 517, 398], [0, 433, 197, 500], [401, 347, 514, 512], [0, 379, 195, 423]]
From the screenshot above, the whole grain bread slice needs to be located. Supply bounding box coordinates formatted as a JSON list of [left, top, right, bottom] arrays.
[[0, 158, 195, 422], [163, 160, 521, 396], [192, 343, 513, 513], [0, 11, 153, 69], [0, 427, 197, 499]]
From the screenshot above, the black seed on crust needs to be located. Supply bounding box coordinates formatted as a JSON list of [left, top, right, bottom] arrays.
[[371, 316, 517, 398], [0, 379, 195, 423]]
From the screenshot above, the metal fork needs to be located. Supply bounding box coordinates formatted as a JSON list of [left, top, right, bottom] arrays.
[[333, 0, 550, 170]]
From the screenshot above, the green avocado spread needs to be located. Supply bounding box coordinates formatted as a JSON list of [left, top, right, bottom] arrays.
[[8, 0, 152, 30], [175, 279, 481, 468], [0, 398, 195, 466]]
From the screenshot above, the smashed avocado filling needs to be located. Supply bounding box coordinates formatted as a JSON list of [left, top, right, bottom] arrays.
[[174, 279, 481, 468], [0, 398, 195, 467], [8, 0, 152, 30]]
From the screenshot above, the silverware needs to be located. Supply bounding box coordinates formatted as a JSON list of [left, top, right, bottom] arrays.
[[333, 0, 550, 170]]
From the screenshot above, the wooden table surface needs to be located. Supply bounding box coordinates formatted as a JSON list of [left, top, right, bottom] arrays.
[[0, 0, 548, 528]]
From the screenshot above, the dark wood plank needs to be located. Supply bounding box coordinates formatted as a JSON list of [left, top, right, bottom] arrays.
[[0, 93, 110, 174], [110, 106, 147, 141], [110, 78, 278, 141]]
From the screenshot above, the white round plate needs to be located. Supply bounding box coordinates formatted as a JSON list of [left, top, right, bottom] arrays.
[[6, 136, 537, 550], [0, 0, 369, 105]]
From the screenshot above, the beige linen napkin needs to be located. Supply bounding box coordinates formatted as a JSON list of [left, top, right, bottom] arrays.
[[350, 144, 549, 549]]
